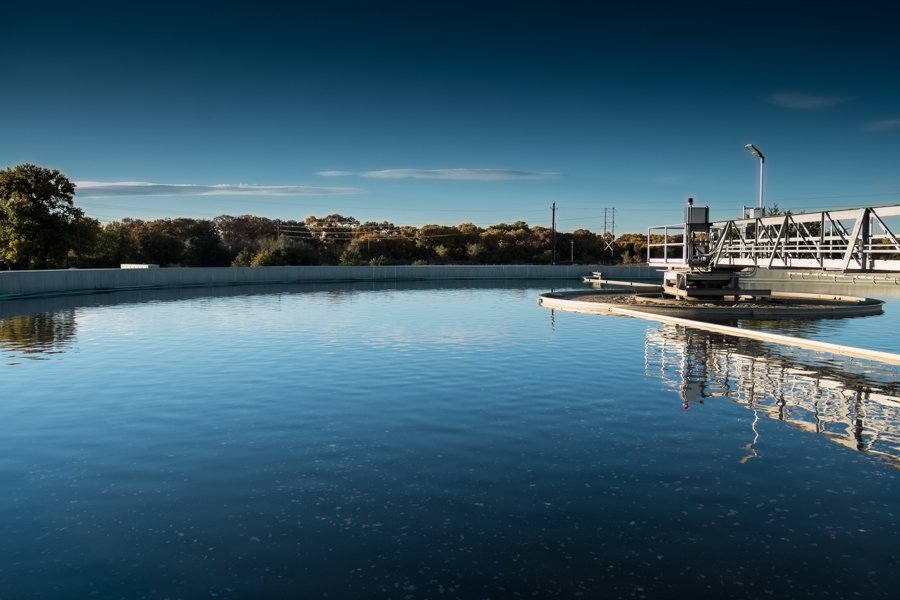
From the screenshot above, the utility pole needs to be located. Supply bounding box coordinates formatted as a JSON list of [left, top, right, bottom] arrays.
[[551, 202, 557, 265], [570, 239, 574, 263]]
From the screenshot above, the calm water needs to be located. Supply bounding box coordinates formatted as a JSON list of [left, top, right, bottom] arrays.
[[1, 282, 899, 599]]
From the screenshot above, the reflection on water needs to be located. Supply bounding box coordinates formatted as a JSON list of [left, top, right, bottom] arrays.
[[1, 284, 899, 598], [0, 280, 590, 361], [0, 310, 77, 361], [646, 324, 900, 465]]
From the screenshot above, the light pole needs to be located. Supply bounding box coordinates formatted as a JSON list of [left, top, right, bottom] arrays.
[[745, 143, 765, 213]]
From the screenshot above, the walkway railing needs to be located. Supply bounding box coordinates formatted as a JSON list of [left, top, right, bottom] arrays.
[[648, 204, 900, 272]]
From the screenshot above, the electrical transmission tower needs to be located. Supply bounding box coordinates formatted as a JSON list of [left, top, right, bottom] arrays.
[[602, 207, 616, 258]]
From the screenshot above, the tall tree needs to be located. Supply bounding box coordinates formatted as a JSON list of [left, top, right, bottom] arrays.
[[180, 219, 229, 267], [86, 220, 142, 267], [0, 164, 82, 269], [68, 214, 102, 267], [137, 221, 184, 266]]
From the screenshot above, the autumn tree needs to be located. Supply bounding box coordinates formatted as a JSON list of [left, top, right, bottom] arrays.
[[341, 222, 419, 265], [305, 214, 358, 264], [214, 214, 279, 261], [422, 223, 486, 263], [616, 232, 649, 264], [0, 164, 84, 269]]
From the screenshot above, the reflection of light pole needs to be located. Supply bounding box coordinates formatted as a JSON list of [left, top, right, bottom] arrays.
[[745, 143, 765, 212], [740, 409, 761, 464]]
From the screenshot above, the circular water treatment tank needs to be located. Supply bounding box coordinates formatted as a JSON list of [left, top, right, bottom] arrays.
[[539, 289, 884, 320]]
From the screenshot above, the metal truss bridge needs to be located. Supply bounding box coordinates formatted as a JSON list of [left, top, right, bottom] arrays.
[[648, 203, 900, 273]]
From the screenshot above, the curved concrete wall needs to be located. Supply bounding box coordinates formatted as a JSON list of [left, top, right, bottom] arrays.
[[0, 264, 608, 299]]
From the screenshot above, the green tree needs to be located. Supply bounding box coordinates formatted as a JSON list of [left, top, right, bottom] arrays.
[[214, 214, 279, 262], [87, 219, 143, 267], [179, 219, 229, 266], [0, 164, 82, 269], [231, 247, 255, 267], [68, 215, 102, 267], [572, 228, 605, 263], [137, 221, 184, 266], [249, 237, 318, 266]]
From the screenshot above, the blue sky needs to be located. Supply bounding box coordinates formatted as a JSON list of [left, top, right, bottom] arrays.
[[3, 1, 899, 234]]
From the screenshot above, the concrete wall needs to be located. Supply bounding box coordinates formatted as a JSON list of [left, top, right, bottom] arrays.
[[583, 265, 663, 281], [0, 264, 609, 299]]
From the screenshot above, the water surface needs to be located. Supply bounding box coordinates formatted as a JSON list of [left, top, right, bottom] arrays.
[[1, 282, 898, 598]]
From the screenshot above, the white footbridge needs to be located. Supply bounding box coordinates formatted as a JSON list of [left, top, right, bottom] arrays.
[[644, 201, 900, 299], [648, 202, 900, 273]]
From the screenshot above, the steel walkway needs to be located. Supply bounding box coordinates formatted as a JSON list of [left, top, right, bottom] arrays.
[[648, 203, 900, 272]]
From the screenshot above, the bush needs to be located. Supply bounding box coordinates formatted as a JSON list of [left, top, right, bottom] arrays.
[[248, 237, 318, 266]]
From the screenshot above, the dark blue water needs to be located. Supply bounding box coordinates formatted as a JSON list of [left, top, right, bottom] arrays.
[[1, 283, 898, 598]]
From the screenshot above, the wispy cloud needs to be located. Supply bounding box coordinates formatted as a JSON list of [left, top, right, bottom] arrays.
[[766, 92, 848, 110], [863, 118, 900, 132], [75, 181, 362, 197], [317, 168, 560, 181], [315, 170, 356, 177]]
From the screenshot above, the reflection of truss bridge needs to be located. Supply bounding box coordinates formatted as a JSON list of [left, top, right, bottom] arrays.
[[644, 325, 900, 465], [649, 204, 900, 272]]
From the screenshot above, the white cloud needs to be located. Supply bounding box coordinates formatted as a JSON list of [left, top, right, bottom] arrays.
[[316, 170, 355, 177], [863, 118, 900, 132], [319, 168, 559, 180], [74, 181, 362, 197], [767, 92, 847, 109]]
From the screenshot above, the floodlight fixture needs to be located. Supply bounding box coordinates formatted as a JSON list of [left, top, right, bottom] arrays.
[[745, 143, 765, 163]]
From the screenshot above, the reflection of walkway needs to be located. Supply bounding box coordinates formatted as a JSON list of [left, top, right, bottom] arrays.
[[645, 325, 900, 465]]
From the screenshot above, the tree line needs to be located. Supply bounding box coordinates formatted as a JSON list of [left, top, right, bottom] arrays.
[[1, 163, 649, 269]]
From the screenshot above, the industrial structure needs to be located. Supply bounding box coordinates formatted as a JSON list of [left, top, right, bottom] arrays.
[[647, 200, 900, 299]]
